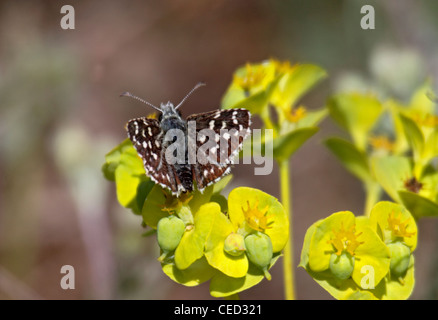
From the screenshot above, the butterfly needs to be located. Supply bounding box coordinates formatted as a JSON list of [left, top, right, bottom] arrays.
[[121, 83, 251, 196]]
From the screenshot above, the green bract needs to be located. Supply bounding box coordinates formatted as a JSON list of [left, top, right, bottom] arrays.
[[222, 59, 327, 163], [205, 187, 289, 295], [102, 139, 154, 214], [300, 210, 388, 299], [300, 201, 419, 299], [102, 140, 291, 297], [367, 201, 417, 299], [326, 83, 438, 218]]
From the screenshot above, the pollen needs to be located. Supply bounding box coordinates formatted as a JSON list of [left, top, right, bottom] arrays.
[[234, 63, 266, 92], [387, 211, 415, 238], [147, 112, 157, 119], [328, 224, 364, 256], [369, 135, 395, 152], [410, 112, 438, 128], [285, 106, 307, 123], [241, 199, 273, 232], [271, 58, 297, 74]]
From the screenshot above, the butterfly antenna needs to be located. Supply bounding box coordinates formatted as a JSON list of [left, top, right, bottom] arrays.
[[120, 91, 162, 112], [175, 82, 206, 110]]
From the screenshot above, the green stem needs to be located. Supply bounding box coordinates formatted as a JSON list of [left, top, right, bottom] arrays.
[[279, 159, 295, 300], [364, 182, 381, 217]]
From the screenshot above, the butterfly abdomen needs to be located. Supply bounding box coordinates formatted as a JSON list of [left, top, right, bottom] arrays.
[[175, 164, 193, 192]]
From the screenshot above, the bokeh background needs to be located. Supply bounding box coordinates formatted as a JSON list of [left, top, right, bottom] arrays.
[[0, 0, 438, 300]]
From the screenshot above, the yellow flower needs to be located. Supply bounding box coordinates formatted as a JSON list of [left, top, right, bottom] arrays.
[[147, 112, 158, 119], [233, 63, 267, 92], [285, 106, 307, 123], [369, 135, 396, 152], [271, 58, 296, 75], [387, 211, 415, 238], [410, 112, 438, 128], [241, 199, 273, 232], [328, 223, 364, 256]]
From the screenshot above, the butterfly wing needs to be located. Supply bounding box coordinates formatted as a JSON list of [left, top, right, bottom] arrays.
[[187, 108, 251, 190], [126, 117, 181, 194]]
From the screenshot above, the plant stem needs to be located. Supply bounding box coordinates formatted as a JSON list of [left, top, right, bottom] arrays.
[[279, 159, 295, 300], [364, 182, 381, 217]]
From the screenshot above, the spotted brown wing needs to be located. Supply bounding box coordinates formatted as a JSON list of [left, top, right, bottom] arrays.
[[186, 108, 251, 190], [126, 117, 182, 194]]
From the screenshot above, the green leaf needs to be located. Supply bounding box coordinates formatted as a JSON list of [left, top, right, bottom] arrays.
[[223, 76, 282, 116], [114, 165, 152, 215], [141, 185, 172, 228], [102, 139, 133, 179], [188, 185, 214, 215], [210, 193, 228, 213], [212, 174, 233, 194], [299, 222, 319, 268], [398, 191, 438, 219], [324, 137, 372, 183], [271, 64, 327, 111], [223, 88, 268, 115], [221, 61, 279, 115], [399, 113, 424, 161], [328, 93, 383, 151], [409, 81, 435, 115], [371, 156, 412, 203], [423, 127, 438, 162], [273, 127, 319, 162], [103, 139, 155, 214], [295, 108, 328, 129]]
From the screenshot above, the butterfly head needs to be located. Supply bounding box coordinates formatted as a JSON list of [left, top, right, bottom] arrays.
[[121, 82, 206, 119], [158, 101, 182, 122]]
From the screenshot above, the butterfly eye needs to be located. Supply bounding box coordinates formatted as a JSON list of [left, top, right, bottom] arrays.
[[176, 109, 182, 117], [158, 113, 163, 122]]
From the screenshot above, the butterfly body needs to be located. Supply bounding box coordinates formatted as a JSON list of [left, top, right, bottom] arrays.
[[123, 84, 251, 197], [157, 102, 192, 193]]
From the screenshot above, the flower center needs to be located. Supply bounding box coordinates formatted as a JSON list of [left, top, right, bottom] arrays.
[[234, 63, 266, 92], [160, 191, 192, 213], [369, 135, 395, 153], [387, 211, 415, 238], [241, 199, 272, 232], [271, 59, 296, 75], [403, 176, 423, 193], [285, 106, 307, 123], [411, 112, 438, 128], [329, 224, 363, 256]]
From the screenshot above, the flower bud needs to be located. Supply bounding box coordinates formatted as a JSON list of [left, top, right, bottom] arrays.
[[329, 252, 354, 280], [224, 233, 246, 257], [157, 215, 186, 253], [244, 232, 273, 270], [387, 242, 411, 276]]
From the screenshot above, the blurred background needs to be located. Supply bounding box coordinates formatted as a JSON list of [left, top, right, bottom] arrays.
[[0, 0, 438, 300]]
